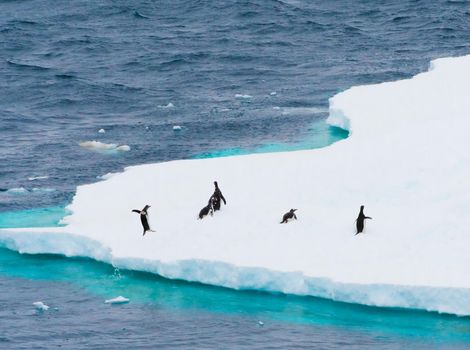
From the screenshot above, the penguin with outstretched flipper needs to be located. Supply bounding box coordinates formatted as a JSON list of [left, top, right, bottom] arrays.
[[132, 205, 154, 235], [355, 205, 372, 235], [211, 181, 226, 211]]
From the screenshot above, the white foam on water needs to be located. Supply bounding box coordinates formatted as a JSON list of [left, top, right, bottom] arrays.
[[3, 55, 470, 316], [28, 176, 49, 181], [281, 107, 327, 115]]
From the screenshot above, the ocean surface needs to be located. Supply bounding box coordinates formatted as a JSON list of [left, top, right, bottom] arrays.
[[1, 0, 470, 348]]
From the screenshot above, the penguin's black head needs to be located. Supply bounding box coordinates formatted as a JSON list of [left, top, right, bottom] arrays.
[[290, 209, 297, 212], [360, 205, 364, 210], [144, 205, 151, 211], [214, 181, 218, 187]]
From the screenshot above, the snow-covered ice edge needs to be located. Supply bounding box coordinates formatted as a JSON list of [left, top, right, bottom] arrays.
[[1, 229, 469, 315]]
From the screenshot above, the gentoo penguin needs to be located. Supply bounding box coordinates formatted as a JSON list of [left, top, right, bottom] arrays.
[[198, 197, 214, 219], [280, 209, 297, 223], [355, 205, 372, 235], [211, 181, 226, 211], [132, 205, 154, 235]]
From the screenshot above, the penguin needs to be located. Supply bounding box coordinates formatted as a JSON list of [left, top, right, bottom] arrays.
[[280, 209, 297, 224], [132, 205, 154, 235], [355, 205, 372, 235], [211, 181, 226, 211], [198, 197, 214, 219]]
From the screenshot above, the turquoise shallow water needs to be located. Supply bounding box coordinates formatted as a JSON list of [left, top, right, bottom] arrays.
[[0, 206, 68, 228], [1, 247, 470, 346], [1, 209, 470, 348], [194, 123, 348, 158]]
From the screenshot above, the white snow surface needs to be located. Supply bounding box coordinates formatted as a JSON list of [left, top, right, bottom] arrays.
[[2, 55, 470, 315]]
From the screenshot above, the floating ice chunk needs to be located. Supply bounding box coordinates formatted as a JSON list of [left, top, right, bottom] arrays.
[[33, 301, 49, 311], [79, 141, 130, 153], [6, 187, 28, 195], [173, 125, 182, 131], [235, 94, 252, 99], [258, 321, 264, 326], [270, 92, 277, 96], [98, 129, 106, 133], [28, 176, 49, 181], [115, 145, 131, 152], [158, 102, 174, 109], [273, 106, 281, 110], [31, 188, 56, 193], [105, 296, 130, 304], [7, 55, 470, 317]]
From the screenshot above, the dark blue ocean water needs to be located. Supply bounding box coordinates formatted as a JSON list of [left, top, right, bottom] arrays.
[[1, 0, 470, 348]]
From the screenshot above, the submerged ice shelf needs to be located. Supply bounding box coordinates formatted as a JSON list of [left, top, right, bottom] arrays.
[[2, 55, 470, 315]]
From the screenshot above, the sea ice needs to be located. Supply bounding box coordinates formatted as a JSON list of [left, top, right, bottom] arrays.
[[3, 55, 470, 316], [33, 301, 49, 311]]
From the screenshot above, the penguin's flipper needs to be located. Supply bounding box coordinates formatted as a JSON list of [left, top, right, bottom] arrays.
[[132, 209, 141, 213]]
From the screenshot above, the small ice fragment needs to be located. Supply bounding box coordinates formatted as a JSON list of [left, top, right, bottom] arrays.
[[235, 94, 252, 99], [270, 92, 277, 96], [33, 302, 49, 311], [173, 125, 182, 131], [6, 187, 28, 194], [105, 296, 130, 304], [273, 106, 281, 110], [79, 141, 130, 152], [258, 321, 264, 326], [28, 176, 49, 181], [115, 145, 130, 152], [97, 172, 119, 180], [158, 102, 174, 108], [98, 129, 105, 133]]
